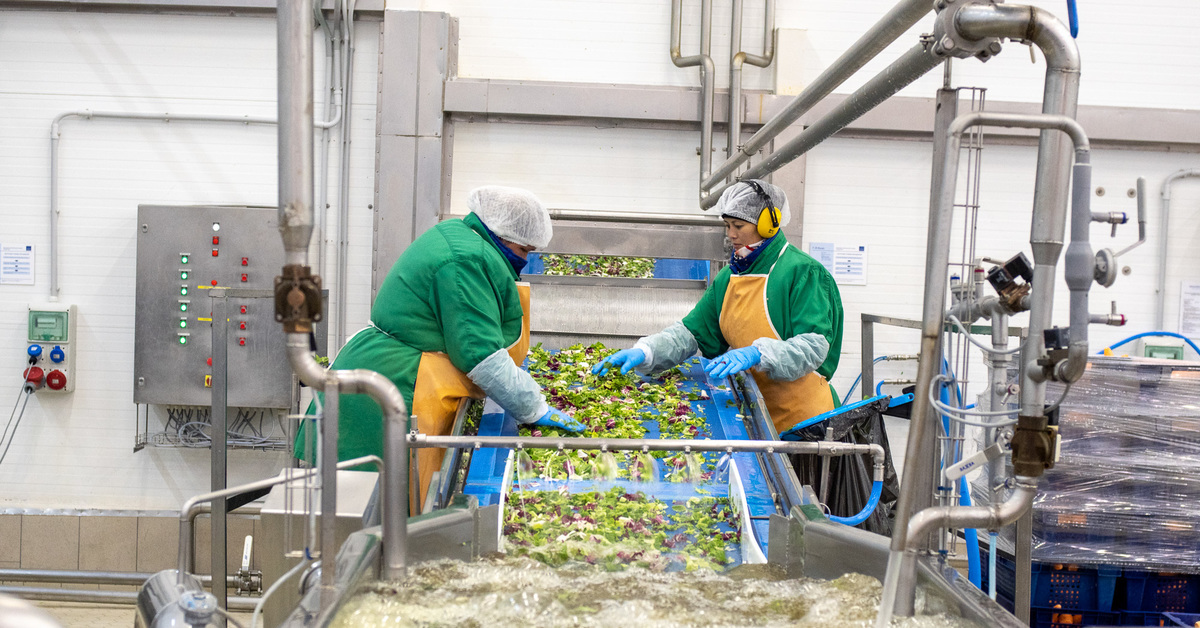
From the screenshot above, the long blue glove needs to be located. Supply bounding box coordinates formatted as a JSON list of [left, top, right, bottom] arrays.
[[532, 408, 586, 432], [591, 348, 646, 376], [704, 346, 762, 380]]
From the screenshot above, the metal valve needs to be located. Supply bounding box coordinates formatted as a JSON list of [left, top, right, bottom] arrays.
[[1090, 300, 1127, 326], [1093, 177, 1146, 287]]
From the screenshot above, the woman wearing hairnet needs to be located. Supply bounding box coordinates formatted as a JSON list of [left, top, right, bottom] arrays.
[[594, 179, 843, 436], [296, 186, 583, 510]]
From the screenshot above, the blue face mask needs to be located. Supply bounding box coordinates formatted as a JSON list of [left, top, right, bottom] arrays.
[[480, 222, 529, 275], [729, 235, 774, 274]]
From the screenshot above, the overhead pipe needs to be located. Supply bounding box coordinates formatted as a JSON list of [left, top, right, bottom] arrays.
[[334, 0, 357, 351], [0, 586, 259, 611], [728, 0, 776, 159], [276, 0, 411, 586], [700, 0, 934, 201], [720, 42, 945, 198], [670, 0, 716, 180], [1157, 170, 1200, 329], [883, 111, 1089, 620]]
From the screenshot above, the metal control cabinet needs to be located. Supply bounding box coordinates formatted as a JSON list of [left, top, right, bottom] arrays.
[[134, 205, 318, 408]]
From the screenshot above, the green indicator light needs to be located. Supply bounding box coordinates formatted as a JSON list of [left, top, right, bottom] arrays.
[[178, 336, 188, 345], [179, 319, 187, 329], [181, 255, 189, 264], [180, 286, 188, 296], [180, 271, 189, 280], [179, 302, 188, 312]]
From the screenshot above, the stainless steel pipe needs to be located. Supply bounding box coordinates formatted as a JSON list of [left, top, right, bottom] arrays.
[[0, 569, 241, 588], [726, 43, 944, 194], [177, 455, 381, 578], [728, 0, 776, 160], [905, 476, 1039, 550], [0, 586, 259, 611], [670, 0, 715, 180], [954, 3, 1081, 415], [408, 433, 886, 471], [887, 110, 1088, 617], [701, 0, 933, 198], [277, 0, 412, 584]]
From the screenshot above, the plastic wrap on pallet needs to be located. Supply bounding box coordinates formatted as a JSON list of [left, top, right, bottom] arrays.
[[971, 357, 1200, 572]]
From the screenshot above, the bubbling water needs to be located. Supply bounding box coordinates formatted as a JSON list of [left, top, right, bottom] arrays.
[[330, 556, 980, 628]]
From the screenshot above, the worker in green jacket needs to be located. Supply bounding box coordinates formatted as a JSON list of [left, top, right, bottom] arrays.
[[593, 180, 843, 437], [296, 186, 584, 510]]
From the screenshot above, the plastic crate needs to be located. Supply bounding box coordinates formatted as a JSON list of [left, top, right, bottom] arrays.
[[1036, 563, 1122, 613], [1119, 610, 1169, 625], [1031, 606, 1119, 628], [1125, 573, 1200, 614], [1163, 612, 1200, 627]]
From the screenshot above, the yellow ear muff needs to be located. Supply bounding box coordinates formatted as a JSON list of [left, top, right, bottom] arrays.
[[757, 205, 780, 239]]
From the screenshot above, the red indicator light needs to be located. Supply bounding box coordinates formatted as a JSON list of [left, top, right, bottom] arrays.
[[212, 249, 219, 257], [207, 357, 212, 366], [238, 338, 246, 346], [211, 280, 218, 286], [239, 321, 247, 330], [241, 257, 249, 266], [212, 236, 219, 245], [240, 273, 248, 282], [240, 305, 247, 314]]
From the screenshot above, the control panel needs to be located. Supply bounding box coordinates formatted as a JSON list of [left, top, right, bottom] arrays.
[[26, 304, 77, 394], [133, 205, 326, 408]]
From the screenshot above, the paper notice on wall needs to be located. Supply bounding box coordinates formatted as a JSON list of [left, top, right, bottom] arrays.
[[1179, 281, 1200, 337], [809, 242, 867, 286], [0, 244, 34, 285]]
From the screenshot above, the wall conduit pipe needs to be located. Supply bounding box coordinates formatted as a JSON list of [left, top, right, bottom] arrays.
[[884, 111, 1088, 619], [700, 0, 933, 201], [48, 111, 275, 300], [1157, 169, 1200, 330], [670, 0, 715, 181]]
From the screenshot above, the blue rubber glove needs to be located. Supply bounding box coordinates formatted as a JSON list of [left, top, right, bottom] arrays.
[[532, 408, 586, 432], [591, 348, 646, 376], [704, 346, 762, 380]]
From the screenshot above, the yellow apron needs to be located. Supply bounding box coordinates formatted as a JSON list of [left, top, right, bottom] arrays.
[[719, 272, 835, 435], [409, 282, 531, 511]]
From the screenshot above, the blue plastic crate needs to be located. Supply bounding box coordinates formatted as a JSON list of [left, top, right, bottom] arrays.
[[978, 550, 1120, 614], [1031, 606, 1119, 628], [1125, 572, 1200, 614], [1164, 612, 1200, 627], [1120, 610, 1169, 625]]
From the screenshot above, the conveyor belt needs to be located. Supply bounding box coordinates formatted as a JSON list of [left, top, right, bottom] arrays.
[[459, 356, 778, 564]]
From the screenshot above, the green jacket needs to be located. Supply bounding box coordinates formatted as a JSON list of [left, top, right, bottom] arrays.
[[681, 234, 843, 381], [295, 213, 524, 463]]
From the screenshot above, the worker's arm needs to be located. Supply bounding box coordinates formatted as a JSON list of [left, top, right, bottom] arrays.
[[753, 266, 840, 381], [433, 261, 546, 423], [632, 322, 700, 373]]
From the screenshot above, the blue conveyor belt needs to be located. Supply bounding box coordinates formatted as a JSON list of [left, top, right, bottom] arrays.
[[460, 356, 777, 563]]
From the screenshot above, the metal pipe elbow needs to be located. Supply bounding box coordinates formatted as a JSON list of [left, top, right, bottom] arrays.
[[955, 3, 1080, 73], [1054, 341, 1089, 383], [286, 333, 327, 389], [904, 477, 1037, 551]]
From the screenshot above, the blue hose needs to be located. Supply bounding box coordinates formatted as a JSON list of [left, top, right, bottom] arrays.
[[1097, 330, 1200, 357], [841, 356, 889, 406], [875, 380, 885, 396], [829, 479, 883, 526], [941, 359, 982, 589], [1066, 0, 1079, 38]]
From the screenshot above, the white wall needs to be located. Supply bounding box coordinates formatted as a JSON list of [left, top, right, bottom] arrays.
[[0, 12, 379, 510], [3, 0, 1199, 510]]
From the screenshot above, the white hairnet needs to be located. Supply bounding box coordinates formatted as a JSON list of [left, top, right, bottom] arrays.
[[713, 179, 791, 229], [468, 186, 553, 249]]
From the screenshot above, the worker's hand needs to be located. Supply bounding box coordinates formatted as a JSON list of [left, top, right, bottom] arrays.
[[532, 408, 586, 432], [591, 348, 646, 376], [704, 346, 762, 380]]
